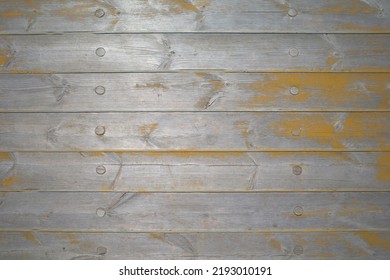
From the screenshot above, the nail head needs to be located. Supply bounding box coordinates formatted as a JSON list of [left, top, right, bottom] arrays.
[[293, 206, 304, 216], [96, 208, 106, 217], [95, 125, 106, 136], [96, 47, 106, 57], [95, 86, 106, 95], [292, 165, 302, 175], [289, 48, 299, 57], [97, 246, 107, 255], [293, 245, 304, 255], [290, 86, 299, 95], [95, 9, 105, 18], [96, 165, 106, 175], [288, 8, 298, 17]]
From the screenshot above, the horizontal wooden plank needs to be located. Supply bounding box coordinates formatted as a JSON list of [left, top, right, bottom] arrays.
[[1, 152, 389, 192], [1, 231, 389, 259], [1, 0, 390, 34], [0, 192, 389, 231], [0, 112, 389, 151], [1, 34, 390, 73], [1, 73, 389, 112]]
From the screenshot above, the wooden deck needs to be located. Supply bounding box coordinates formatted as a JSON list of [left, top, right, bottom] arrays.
[[0, 0, 389, 259]]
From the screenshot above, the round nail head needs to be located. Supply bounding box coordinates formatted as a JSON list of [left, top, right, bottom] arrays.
[[95, 86, 106, 95], [289, 48, 299, 57], [97, 246, 107, 255], [293, 165, 303, 175], [96, 208, 106, 217], [293, 206, 304, 216], [290, 86, 299, 95], [96, 165, 106, 175], [96, 47, 106, 57], [95, 125, 105, 136], [288, 8, 298, 17], [293, 245, 304, 255], [95, 9, 105, 18]]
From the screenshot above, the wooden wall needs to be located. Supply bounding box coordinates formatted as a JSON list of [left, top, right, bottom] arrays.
[[0, 0, 389, 259]]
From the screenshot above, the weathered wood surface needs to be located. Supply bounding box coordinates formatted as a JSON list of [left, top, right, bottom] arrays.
[[0, 192, 389, 231], [1, 112, 389, 151], [1, 231, 389, 260], [1, 152, 389, 192], [1, 0, 390, 34], [1, 34, 390, 73], [1, 73, 389, 112]]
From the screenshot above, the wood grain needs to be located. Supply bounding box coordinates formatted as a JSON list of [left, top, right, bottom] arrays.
[[1, 231, 389, 259], [1, 152, 389, 192], [1, 73, 389, 112], [0, 192, 389, 231], [0, 112, 389, 151], [1, 0, 390, 34], [1, 34, 390, 73]]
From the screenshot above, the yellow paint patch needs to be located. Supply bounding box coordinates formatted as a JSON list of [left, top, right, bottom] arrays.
[[25, 0, 40, 9], [59, 233, 80, 245], [149, 232, 164, 241], [270, 113, 388, 150], [139, 123, 158, 138], [2, 177, 21, 188], [269, 238, 282, 251], [162, 0, 210, 14], [0, 11, 24, 17], [376, 153, 390, 182], [83, 151, 105, 157], [234, 121, 252, 148], [357, 232, 390, 250], [314, 0, 381, 15], [135, 83, 168, 90], [0, 48, 13, 67], [243, 73, 389, 110], [21, 232, 41, 245], [0, 153, 12, 161]]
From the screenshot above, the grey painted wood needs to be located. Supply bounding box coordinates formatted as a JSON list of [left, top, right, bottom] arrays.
[[1, 73, 389, 112], [0, 192, 389, 231], [1, 0, 390, 34], [1, 152, 389, 192], [1, 231, 389, 260], [1, 34, 390, 73], [0, 112, 389, 151]]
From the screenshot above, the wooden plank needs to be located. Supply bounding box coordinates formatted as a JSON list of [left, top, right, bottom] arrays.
[[1, 231, 389, 259], [0, 192, 389, 231], [1, 0, 390, 34], [1, 152, 389, 192], [0, 112, 389, 152], [1, 34, 390, 73], [1, 73, 389, 112]]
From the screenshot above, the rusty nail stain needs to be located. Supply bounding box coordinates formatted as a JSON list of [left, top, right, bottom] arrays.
[[290, 86, 299, 95], [293, 206, 304, 216], [96, 165, 106, 175], [95, 86, 106, 95], [97, 246, 107, 255], [96, 208, 106, 217], [96, 47, 106, 57], [289, 48, 299, 57], [288, 8, 298, 17], [293, 245, 303, 255], [95, 125, 106, 136], [95, 9, 105, 18], [292, 165, 302, 175]]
